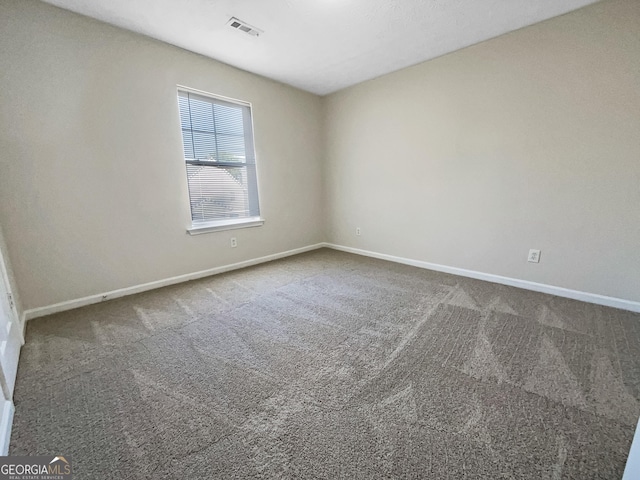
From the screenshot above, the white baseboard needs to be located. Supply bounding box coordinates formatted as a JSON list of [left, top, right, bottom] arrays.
[[24, 243, 326, 321], [623, 417, 640, 480], [22, 241, 640, 321], [0, 400, 14, 456], [324, 243, 640, 313]]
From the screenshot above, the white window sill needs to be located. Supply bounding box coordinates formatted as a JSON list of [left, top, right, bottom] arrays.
[[187, 217, 264, 235]]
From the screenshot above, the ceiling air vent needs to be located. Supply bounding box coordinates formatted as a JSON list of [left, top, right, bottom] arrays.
[[227, 17, 263, 37]]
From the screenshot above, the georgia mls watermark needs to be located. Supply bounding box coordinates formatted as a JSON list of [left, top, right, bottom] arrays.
[[0, 456, 72, 480]]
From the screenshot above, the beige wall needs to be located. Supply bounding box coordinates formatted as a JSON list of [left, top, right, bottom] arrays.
[[1, 0, 639, 311], [324, 0, 640, 302], [0, 0, 324, 310]]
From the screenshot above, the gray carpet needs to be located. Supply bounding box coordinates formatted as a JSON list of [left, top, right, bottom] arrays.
[[10, 248, 640, 479]]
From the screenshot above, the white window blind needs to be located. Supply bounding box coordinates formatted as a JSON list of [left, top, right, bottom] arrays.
[[178, 89, 260, 226]]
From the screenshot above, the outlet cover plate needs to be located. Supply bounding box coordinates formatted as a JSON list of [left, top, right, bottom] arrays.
[[528, 249, 541, 263]]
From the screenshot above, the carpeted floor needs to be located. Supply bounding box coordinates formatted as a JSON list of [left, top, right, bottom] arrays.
[[10, 248, 640, 479]]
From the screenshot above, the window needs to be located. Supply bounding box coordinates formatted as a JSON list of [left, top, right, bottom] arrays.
[[177, 87, 262, 234]]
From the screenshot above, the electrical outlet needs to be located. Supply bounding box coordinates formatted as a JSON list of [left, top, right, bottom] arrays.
[[356, 227, 361, 236], [528, 249, 541, 263], [230, 237, 237, 248]]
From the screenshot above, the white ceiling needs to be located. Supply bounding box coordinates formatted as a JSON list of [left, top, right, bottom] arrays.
[[41, 0, 600, 95]]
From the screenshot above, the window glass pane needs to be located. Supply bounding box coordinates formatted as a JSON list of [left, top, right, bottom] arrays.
[[216, 134, 246, 162], [181, 130, 194, 159], [178, 95, 192, 130], [192, 131, 217, 160], [188, 97, 215, 133], [213, 103, 244, 135], [186, 165, 250, 223]]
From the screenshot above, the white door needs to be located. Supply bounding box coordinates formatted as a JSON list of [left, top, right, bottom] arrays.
[[0, 245, 21, 454], [0, 252, 22, 398]]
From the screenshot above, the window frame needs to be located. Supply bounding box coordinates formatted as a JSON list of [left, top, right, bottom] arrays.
[[176, 85, 264, 235]]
